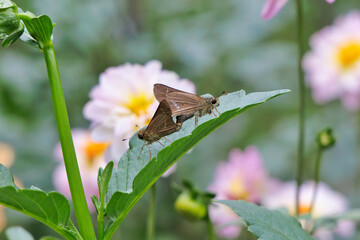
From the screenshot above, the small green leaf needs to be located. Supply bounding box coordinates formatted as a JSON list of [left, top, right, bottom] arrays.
[[217, 200, 315, 240], [5, 226, 34, 240], [18, 14, 53, 49], [98, 161, 114, 201], [104, 89, 290, 239], [0, 164, 81, 240]]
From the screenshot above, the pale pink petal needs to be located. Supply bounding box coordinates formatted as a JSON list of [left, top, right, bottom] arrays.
[[261, 0, 289, 20], [162, 164, 177, 178]]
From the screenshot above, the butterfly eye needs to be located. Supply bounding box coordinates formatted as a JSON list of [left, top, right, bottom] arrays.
[[211, 99, 217, 104], [138, 132, 144, 139]]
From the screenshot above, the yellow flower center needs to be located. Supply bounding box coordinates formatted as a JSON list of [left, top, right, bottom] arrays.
[[227, 177, 250, 200], [85, 140, 109, 166], [298, 204, 311, 215], [337, 41, 360, 69], [124, 93, 154, 116]]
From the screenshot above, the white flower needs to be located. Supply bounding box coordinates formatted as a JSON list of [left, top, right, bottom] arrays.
[[83, 60, 195, 162], [303, 11, 360, 110]]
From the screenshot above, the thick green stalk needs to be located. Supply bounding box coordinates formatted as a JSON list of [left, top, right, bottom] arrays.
[[205, 215, 216, 240], [43, 42, 97, 240], [147, 184, 157, 240], [295, 0, 306, 217]]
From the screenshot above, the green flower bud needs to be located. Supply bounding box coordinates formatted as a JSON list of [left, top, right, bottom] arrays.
[[175, 191, 207, 220], [0, 0, 24, 47], [316, 127, 336, 150]]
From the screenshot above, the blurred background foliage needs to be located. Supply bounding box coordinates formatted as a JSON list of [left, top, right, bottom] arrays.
[[0, 0, 360, 239]]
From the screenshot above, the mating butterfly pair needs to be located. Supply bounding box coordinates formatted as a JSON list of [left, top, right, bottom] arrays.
[[137, 84, 220, 160]]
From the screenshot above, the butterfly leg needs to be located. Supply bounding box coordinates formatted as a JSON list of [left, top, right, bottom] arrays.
[[195, 116, 199, 126], [215, 107, 220, 116], [146, 144, 152, 161], [163, 136, 172, 143], [211, 109, 218, 118], [137, 144, 145, 160], [158, 141, 165, 147]]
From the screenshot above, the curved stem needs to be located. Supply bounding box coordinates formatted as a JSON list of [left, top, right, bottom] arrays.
[[205, 215, 216, 240], [43, 43, 96, 240], [147, 184, 157, 240], [295, 0, 306, 217]]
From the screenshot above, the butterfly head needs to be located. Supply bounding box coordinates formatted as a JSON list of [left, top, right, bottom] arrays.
[[138, 129, 145, 140], [211, 97, 220, 108]]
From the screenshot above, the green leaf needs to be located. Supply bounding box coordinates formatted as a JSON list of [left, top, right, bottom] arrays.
[[98, 161, 114, 202], [217, 200, 315, 240], [18, 14, 53, 49], [40, 237, 61, 240], [5, 226, 34, 240], [104, 89, 290, 239], [0, 164, 82, 240]]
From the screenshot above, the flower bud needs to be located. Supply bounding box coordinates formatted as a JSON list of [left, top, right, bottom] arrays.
[[316, 127, 336, 150], [175, 191, 207, 220], [0, 0, 23, 47]]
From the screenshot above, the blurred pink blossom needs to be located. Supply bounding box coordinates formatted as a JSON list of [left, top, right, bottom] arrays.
[[208, 146, 274, 239], [0, 143, 23, 232], [53, 129, 108, 212], [83, 60, 195, 165], [263, 181, 356, 240], [303, 11, 360, 111], [262, 0, 335, 20]]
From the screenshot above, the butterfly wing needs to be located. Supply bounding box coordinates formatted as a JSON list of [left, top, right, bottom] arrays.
[[153, 84, 191, 101], [165, 92, 206, 116], [145, 100, 179, 141]]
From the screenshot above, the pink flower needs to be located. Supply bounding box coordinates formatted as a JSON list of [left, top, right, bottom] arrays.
[[208, 146, 274, 239], [83, 60, 195, 163], [53, 129, 108, 212], [303, 11, 360, 111], [262, 0, 335, 20], [263, 181, 356, 240], [0, 143, 22, 232]]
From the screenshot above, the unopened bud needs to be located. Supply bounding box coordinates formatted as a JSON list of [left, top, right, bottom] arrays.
[[316, 128, 336, 150]]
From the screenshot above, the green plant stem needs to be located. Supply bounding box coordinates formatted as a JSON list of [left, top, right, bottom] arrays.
[[98, 196, 105, 240], [310, 148, 323, 215], [205, 215, 216, 240], [295, 0, 306, 217], [147, 184, 157, 240], [43, 42, 96, 240]]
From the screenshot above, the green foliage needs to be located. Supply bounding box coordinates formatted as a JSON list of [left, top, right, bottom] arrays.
[[217, 200, 316, 240], [18, 14, 53, 49], [98, 161, 114, 205], [103, 89, 290, 239], [5, 226, 34, 240], [0, 0, 24, 47], [0, 164, 82, 240]]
